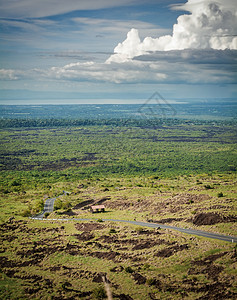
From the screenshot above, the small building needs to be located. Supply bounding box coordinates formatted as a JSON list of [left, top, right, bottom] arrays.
[[90, 205, 105, 213]]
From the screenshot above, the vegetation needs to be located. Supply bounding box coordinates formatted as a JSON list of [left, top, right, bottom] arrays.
[[0, 116, 236, 129], [92, 286, 107, 299], [0, 121, 236, 190], [0, 114, 236, 299], [0, 218, 236, 299]]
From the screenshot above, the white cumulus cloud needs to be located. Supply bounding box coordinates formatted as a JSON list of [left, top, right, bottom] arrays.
[[107, 0, 237, 63], [0, 69, 20, 80], [2, 49, 235, 85]]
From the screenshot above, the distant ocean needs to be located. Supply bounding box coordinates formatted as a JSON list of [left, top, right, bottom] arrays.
[[0, 101, 236, 120]]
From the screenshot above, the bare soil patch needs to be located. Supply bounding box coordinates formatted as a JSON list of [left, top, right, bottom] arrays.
[[132, 240, 159, 250], [153, 217, 183, 224], [95, 196, 111, 205], [155, 244, 189, 258], [74, 232, 95, 241], [75, 222, 105, 231], [60, 209, 76, 216], [188, 252, 227, 280], [73, 199, 94, 209], [170, 193, 211, 204], [91, 251, 119, 262], [193, 212, 223, 225], [132, 272, 146, 284], [192, 212, 237, 225]]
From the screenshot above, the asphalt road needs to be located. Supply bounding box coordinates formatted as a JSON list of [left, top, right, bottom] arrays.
[[34, 191, 69, 218], [33, 197, 57, 218], [31, 191, 237, 243], [31, 213, 237, 243], [103, 219, 237, 243]]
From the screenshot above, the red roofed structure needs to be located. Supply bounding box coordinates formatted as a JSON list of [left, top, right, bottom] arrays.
[[90, 205, 105, 213]]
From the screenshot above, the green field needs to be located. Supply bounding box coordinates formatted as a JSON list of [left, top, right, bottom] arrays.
[[0, 119, 237, 299], [1, 121, 236, 186]]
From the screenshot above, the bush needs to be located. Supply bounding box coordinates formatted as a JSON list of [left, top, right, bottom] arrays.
[[146, 278, 156, 286], [92, 286, 106, 299], [33, 199, 44, 214], [60, 281, 72, 291], [217, 192, 224, 197], [97, 219, 103, 223], [44, 212, 50, 218], [135, 226, 144, 234], [228, 165, 236, 171], [204, 184, 214, 190], [143, 263, 150, 270], [125, 266, 134, 273], [61, 200, 72, 210], [54, 199, 63, 210], [10, 180, 21, 187], [21, 209, 31, 217], [109, 228, 117, 234]]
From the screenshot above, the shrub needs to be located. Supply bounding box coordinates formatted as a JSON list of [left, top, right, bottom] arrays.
[[61, 200, 72, 210], [54, 199, 63, 210], [21, 209, 31, 217], [146, 278, 156, 286], [10, 180, 21, 187], [217, 192, 224, 197], [135, 226, 144, 234], [2, 189, 10, 194], [97, 219, 103, 223], [92, 286, 106, 299], [60, 281, 72, 290], [32, 199, 44, 214], [143, 263, 150, 270], [44, 212, 50, 218], [109, 228, 117, 234], [125, 266, 134, 273], [204, 184, 214, 190]]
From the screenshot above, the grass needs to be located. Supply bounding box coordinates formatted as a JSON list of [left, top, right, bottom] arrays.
[[0, 122, 236, 299], [2, 172, 236, 234], [1, 214, 237, 299]]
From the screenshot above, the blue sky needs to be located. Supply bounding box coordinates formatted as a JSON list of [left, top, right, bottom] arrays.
[[0, 0, 236, 104]]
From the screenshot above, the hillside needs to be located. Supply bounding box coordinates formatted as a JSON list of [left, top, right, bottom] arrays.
[[0, 119, 236, 299]]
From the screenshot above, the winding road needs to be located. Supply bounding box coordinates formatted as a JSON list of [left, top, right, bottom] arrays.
[[31, 194, 237, 243], [34, 197, 57, 218], [33, 191, 68, 218]]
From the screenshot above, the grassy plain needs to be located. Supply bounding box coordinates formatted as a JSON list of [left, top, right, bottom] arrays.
[[0, 120, 237, 299]]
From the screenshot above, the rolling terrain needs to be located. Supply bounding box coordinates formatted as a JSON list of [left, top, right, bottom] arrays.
[[0, 109, 236, 299]]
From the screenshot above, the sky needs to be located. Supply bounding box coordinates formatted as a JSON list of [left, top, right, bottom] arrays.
[[0, 0, 237, 104]]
